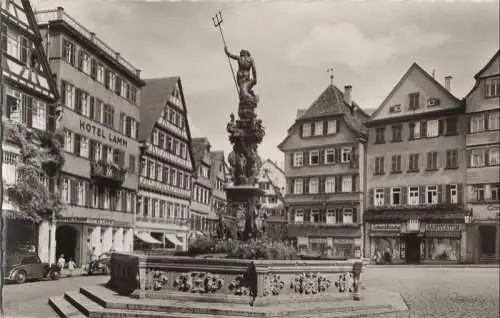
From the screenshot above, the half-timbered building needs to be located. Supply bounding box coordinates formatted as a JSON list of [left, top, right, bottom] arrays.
[[136, 77, 195, 252], [1, 0, 59, 262]]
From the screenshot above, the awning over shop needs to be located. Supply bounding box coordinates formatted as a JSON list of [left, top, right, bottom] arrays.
[[134, 231, 162, 244], [164, 233, 183, 246]]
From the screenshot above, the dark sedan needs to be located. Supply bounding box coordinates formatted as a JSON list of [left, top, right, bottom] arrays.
[[4, 252, 61, 284]]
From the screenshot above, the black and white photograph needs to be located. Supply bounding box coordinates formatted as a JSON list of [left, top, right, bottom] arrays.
[[0, 0, 498, 317]]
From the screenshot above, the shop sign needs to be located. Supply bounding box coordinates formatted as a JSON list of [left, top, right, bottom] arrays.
[[309, 237, 328, 243], [371, 224, 401, 231], [425, 224, 461, 232], [59, 217, 114, 226], [333, 239, 353, 244], [487, 205, 500, 211], [79, 120, 128, 148]]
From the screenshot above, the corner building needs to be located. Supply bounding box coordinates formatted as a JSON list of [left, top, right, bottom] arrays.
[[136, 77, 195, 252], [279, 83, 369, 257], [37, 7, 145, 265], [464, 51, 500, 263], [365, 63, 469, 264]]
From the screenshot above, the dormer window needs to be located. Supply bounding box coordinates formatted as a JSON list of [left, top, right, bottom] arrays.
[[302, 123, 311, 137], [314, 121, 323, 136], [389, 104, 401, 113], [485, 77, 500, 98], [327, 120, 337, 134], [427, 98, 441, 107]]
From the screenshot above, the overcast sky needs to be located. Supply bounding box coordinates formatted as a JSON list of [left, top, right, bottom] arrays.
[[34, 0, 499, 166]]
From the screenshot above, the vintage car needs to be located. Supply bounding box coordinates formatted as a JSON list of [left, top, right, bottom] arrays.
[[5, 252, 61, 284], [88, 252, 111, 275]]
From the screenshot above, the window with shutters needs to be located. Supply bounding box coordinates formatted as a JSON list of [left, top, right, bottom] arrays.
[[32, 100, 46, 131], [121, 81, 130, 99], [6, 87, 21, 122], [108, 72, 116, 93], [374, 188, 384, 206], [327, 120, 337, 134], [343, 208, 353, 224], [489, 148, 500, 165], [91, 185, 99, 208], [310, 150, 320, 165], [374, 157, 384, 175], [490, 184, 500, 201], [92, 98, 103, 122], [485, 77, 500, 98], [311, 209, 320, 223], [293, 152, 303, 167], [426, 120, 439, 137], [391, 125, 403, 142], [295, 209, 304, 223], [63, 39, 75, 65], [94, 142, 102, 161], [342, 176, 352, 193], [294, 179, 303, 194], [341, 148, 351, 163], [80, 91, 90, 117], [5, 27, 20, 59], [408, 187, 419, 205], [471, 185, 485, 201], [409, 154, 419, 172], [302, 123, 312, 137], [80, 136, 89, 158], [96, 63, 105, 83], [64, 82, 75, 109], [409, 122, 421, 140], [391, 155, 401, 173], [325, 209, 336, 224], [62, 178, 71, 203], [409, 92, 420, 110], [309, 178, 319, 194], [80, 51, 91, 74], [152, 129, 159, 146], [103, 104, 114, 128], [445, 149, 458, 169], [314, 122, 323, 136], [375, 127, 385, 144], [325, 177, 335, 193], [426, 152, 438, 170], [105, 146, 113, 162], [391, 187, 401, 205], [426, 186, 438, 204], [64, 130, 74, 153], [488, 111, 500, 130], [470, 149, 485, 167], [324, 149, 335, 164], [77, 181, 86, 205], [449, 184, 458, 204], [470, 114, 485, 133]]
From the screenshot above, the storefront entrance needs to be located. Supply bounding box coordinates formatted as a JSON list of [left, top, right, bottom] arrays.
[[479, 225, 497, 256], [404, 234, 421, 264], [56, 225, 78, 263]]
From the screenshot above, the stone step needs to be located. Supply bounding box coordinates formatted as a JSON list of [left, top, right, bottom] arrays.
[[48, 296, 86, 318], [64, 291, 104, 317]]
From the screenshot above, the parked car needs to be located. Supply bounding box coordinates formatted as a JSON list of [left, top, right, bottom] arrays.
[[4, 252, 61, 284], [88, 252, 111, 275]]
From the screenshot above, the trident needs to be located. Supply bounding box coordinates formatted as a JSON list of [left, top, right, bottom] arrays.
[[212, 10, 239, 95]]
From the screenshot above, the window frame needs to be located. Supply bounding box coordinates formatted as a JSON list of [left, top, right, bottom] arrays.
[[302, 123, 312, 137], [374, 188, 385, 206]]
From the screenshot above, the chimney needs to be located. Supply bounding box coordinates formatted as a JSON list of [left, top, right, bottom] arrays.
[[344, 85, 352, 106], [445, 76, 453, 91]]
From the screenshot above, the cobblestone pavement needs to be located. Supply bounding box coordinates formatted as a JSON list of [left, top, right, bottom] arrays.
[[3, 274, 108, 318], [363, 267, 500, 318], [3, 267, 499, 317]]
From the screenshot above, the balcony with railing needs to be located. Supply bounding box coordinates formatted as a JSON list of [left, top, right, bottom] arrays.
[[90, 160, 126, 185], [35, 7, 141, 78]]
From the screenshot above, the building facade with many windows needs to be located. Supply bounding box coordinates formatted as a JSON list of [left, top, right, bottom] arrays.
[[464, 50, 500, 263], [135, 77, 195, 251], [1, 0, 60, 262], [209, 150, 228, 234], [364, 63, 469, 264], [279, 83, 369, 257], [36, 7, 144, 265], [190, 137, 213, 236]]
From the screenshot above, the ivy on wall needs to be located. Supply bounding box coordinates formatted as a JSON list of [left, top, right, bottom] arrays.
[[3, 121, 65, 223]]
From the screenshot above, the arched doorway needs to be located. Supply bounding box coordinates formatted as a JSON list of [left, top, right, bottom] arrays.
[[56, 225, 78, 263]]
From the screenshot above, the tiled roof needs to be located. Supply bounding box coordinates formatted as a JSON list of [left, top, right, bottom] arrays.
[[139, 77, 179, 142], [297, 85, 368, 136]]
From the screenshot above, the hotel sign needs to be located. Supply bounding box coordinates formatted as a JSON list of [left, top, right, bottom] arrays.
[[371, 223, 401, 232], [425, 224, 461, 232], [79, 120, 128, 148], [59, 217, 115, 226]]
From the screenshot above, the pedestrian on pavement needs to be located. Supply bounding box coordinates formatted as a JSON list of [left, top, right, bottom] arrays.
[[67, 258, 76, 277], [57, 254, 66, 270]]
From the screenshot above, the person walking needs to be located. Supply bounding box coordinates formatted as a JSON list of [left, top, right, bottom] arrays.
[[57, 254, 66, 276], [67, 258, 76, 277]]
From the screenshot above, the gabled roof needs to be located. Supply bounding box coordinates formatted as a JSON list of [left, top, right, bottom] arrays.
[[474, 49, 500, 80], [370, 62, 462, 121], [278, 84, 369, 150], [191, 137, 211, 168], [262, 159, 285, 176], [139, 76, 196, 172], [139, 77, 179, 141]]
